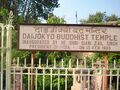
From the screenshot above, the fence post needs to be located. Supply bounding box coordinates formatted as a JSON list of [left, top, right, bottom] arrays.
[[31, 52, 35, 90], [104, 53, 108, 90], [0, 23, 4, 90], [5, 11, 13, 90]]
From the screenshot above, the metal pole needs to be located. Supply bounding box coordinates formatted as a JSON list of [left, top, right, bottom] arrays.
[[30, 52, 35, 90], [75, 11, 78, 24], [0, 23, 4, 90], [104, 53, 108, 90], [5, 11, 13, 90]]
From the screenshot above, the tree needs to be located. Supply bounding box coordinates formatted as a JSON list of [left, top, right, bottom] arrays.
[[106, 14, 119, 21], [0, 0, 60, 61], [47, 15, 66, 24], [0, 8, 9, 23], [80, 12, 106, 24], [80, 12, 120, 24], [0, 0, 59, 22]]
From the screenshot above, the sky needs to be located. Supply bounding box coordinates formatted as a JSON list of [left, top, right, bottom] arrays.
[[53, 0, 120, 24]]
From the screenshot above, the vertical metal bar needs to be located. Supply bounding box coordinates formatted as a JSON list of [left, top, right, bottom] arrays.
[[0, 23, 4, 90], [43, 68, 45, 90], [92, 59, 94, 68], [20, 68, 23, 90], [39, 58, 41, 67], [61, 59, 64, 68], [17, 57, 20, 67], [46, 58, 48, 67], [6, 23, 13, 90], [75, 11, 78, 24], [114, 60, 116, 68], [58, 69, 60, 90], [84, 57, 86, 68], [69, 59, 71, 68], [50, 69, 52, 90], [54, 58, 56, 68], [28, 68, 30, 90], [73, 69, 75, 86], [24, 58, 27, 67], [31, 54, 34, 67], [109, 70, 112, 90], [76, 58, 79, 68], [35, 68, 38, 90], [65, 69, 67, 90], [116, 70, 119, 90], [87, 69, 90, 90], [13, 67, 16, 90], [31, 52, 35, 90], [80, 69, 83, 90]]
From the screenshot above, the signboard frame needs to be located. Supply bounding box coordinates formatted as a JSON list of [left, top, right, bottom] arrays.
[[18, 24, 120, 52]]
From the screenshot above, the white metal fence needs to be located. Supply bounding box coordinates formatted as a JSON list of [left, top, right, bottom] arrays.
[[0, 11, 13, 90], [10, 57, 120, 90]]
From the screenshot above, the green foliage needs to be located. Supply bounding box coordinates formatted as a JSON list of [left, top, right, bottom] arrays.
[[0, 1, 65, 62], [106, 14, 119, 21], [0, 0, 59, 22], [23, 75, 72, 90], [0, 8, 9, 23], [48, 52, 71, 61], [47, 15, 66, 24], [87, 12, 106, 23], [108, 53, 120, 67], [0, 0, 60, 61], [87, 53, 120, 68], [80, 12, 106, 24], [80, 12, 120, 24]]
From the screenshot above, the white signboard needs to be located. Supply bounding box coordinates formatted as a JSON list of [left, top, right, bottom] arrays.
[[18, 24, 120, 52]]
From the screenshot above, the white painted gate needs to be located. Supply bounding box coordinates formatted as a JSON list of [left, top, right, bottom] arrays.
[[11, 57, 120, 90], [0, 11, 13, 90]]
